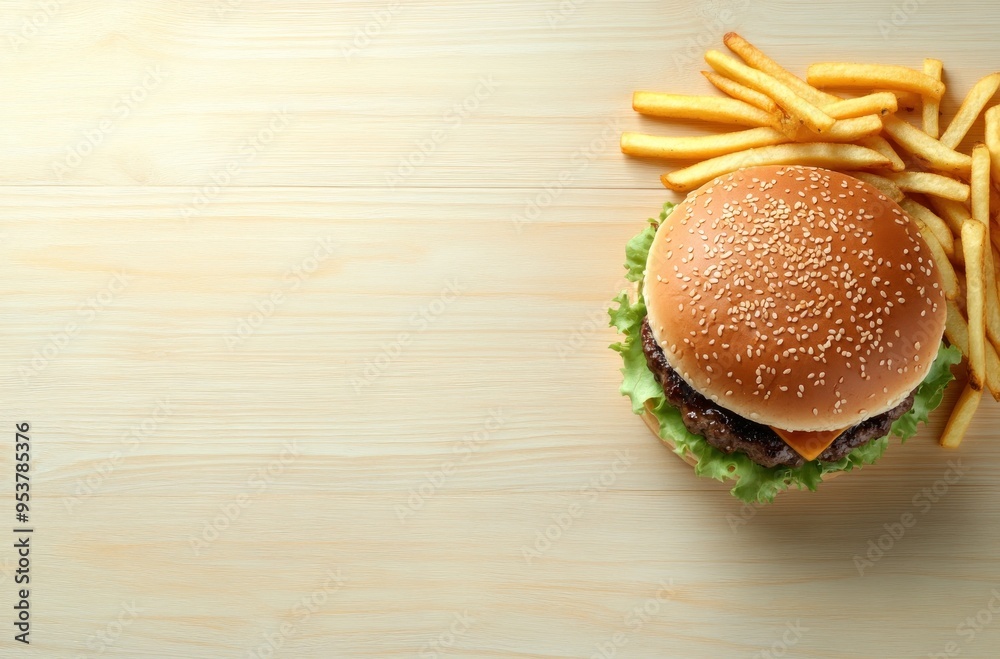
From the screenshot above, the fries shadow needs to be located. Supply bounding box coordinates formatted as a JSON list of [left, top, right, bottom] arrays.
[[631, 113, 764, 140]]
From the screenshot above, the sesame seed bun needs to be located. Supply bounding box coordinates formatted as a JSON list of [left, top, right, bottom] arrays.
[[643, 165, 947, 433]]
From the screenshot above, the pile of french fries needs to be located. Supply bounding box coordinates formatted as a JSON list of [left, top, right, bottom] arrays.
[[623, 33, 1000, 448]]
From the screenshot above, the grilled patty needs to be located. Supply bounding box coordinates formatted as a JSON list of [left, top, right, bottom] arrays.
[[640, 317, 915, 468]]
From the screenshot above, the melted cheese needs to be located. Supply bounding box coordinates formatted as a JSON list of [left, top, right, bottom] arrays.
[[770, 427, 850, 462]]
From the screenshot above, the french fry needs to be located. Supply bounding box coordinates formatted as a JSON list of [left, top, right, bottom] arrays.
[[883, 171, 970, 202], [660, 143, 890, 192], [705, 50, 837, 134], [792, 114, 882, 143], [922, 58, 943, 138], [920, 225, 962, 300], [883, 89, 922, 111], [771, 113, 801, 140], [823, 92, 898, 119], [945, 300, 1000, 400], [984, 253, 1000, 351], [972, 144, 992, 222], [984, 106, 1000, 188], [626, 39, 1000, 450], [927, 195, 972, 235], [953, 237, 966, 268], [946, 300, 972, 355], [970, 144, 1000, 351], [701, 71, 779, 113], [850, 171, 904, 202], [939, 72, 1000, 149], [899, 198, 955, 256], [858, 135, 906, 172], [620, 128, 788, 160], [722, 32, 839, 106], [807, 62, 946, 99], [632, 92, 777, 127], [962, 220, 988, 391], [940, 384, 982, 448], [882, 115, 973, 176]]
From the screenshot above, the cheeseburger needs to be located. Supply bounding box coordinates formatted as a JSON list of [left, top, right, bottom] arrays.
[[611, 165, 960, 502]]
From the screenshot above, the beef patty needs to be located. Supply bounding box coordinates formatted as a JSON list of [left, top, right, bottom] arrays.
[[640, 317, 916, 468]]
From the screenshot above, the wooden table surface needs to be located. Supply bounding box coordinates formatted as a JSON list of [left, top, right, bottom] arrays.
[[2, 1, 999, 657]]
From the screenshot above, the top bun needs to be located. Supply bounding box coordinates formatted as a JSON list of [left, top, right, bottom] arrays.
[[643, 166, 947, 432]]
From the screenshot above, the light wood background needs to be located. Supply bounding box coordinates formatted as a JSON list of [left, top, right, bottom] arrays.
[[1, 1, 999, 657]]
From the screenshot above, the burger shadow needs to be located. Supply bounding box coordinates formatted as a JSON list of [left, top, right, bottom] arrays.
[[695, 432, 986, 569], [697, 367, 982, 566], [691, 453, 996, 635]]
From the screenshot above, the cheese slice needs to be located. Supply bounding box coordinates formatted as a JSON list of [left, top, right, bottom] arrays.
[[770, 426, 850, 461]]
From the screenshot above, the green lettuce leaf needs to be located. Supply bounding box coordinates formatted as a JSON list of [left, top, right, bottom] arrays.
[[624, 211, 666, 283], [609, 202, 961, 504], [891, 344, 962, 440]]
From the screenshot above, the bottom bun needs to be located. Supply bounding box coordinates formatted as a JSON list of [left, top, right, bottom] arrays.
[[640, 401, 845, 483], [640, 403, 698, 469]]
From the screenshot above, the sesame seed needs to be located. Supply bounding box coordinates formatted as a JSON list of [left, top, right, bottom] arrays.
[[646, 166, 936, 419]]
